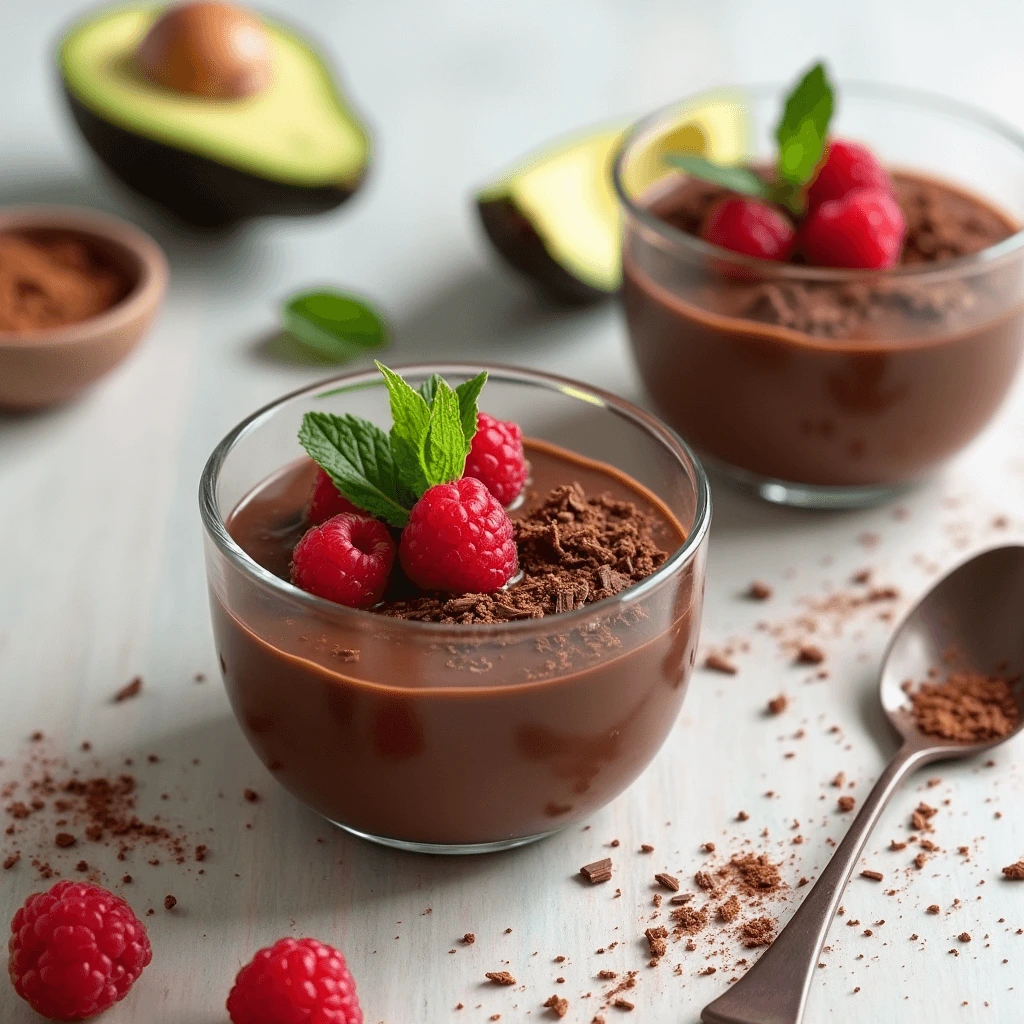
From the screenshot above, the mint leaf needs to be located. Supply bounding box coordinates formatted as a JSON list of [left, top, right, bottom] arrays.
[[775, 62, 834, 189], [418, 374, 445, 406], [283, 291, 388, 363], [454, 371, 487, 446], [298, 412, 409, 528], [663, 155, 775, 202], [423, 380, 469, 486], [376, 361, 432, 498]]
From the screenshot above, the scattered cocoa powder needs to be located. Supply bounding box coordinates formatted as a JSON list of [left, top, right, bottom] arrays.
[[718, 895, 741, 923]]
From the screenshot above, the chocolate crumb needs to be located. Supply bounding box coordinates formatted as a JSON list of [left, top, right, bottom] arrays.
[[913, 852, 928, 869], [736, 810, 749, 821], [543, 994, 568, 1018], [767, 695, 789, 716], [163, 894, 177, 911], [654, 872, 680, 892], [796, 645, 825, 665], [927, 905, 941, 914], [122, 874, 133, 884], [704, 652, 738, 675], [1002, 861, 1024, 880], [640, 844, 654, 853], [699, 967, 716, 977], [890, 840, 908, 851], [597, 969, 617, 979], [837, 796, 855, 813], [54, 832, 76, 848], [831, 772, 846, 788], [3, 852, 20, 870], [75, 860, 88, 872], [113, 677, 142, 702], [645, 926, 668, 959], [747, 581, 773, 600], [861, 870, 884, 882], [613, 998, 634, 1010], [959, 932, 971, 942], [461, 933, 476, 945], [486, 971, 516, 986], [580, 858, 613, 884], [243, 788, 260, 803]]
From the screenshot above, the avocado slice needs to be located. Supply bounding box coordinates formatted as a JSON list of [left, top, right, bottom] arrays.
[[59, 6, 371, 227], [476, 99, 748, 304]]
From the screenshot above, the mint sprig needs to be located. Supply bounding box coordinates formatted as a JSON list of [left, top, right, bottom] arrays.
[[664, 61, 835, 215], [297, 364, 489, 528]]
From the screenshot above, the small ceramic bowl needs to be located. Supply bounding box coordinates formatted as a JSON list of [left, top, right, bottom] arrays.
[[0, 205, 168, 411]]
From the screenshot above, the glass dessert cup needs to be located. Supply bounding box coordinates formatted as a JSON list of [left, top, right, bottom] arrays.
[[200, 364, 711, 854], [615, 84, 1024, 509]]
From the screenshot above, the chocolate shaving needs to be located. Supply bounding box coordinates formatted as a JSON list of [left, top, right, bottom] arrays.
[[654, 872, 680, 892], [580, 858, 613, 884], [113, 677, 142, 702]]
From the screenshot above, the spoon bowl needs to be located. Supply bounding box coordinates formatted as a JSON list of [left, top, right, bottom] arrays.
[[881, 543, 1024, 753]]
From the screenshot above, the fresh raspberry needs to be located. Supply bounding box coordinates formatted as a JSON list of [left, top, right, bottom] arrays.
[[807, 139, 894, 208], [464, 412, 529, 506], [306, 468, 360, 525], [701, 197, 795, 261], [399, 477, 517, 593], [291, 513, 396, 607], [8, 880, 151, 1021], [800, 187, 906, 269], [227, 937, 362, 1024]]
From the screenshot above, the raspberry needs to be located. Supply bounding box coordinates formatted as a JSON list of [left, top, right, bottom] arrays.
[[8, 880, 151, 1021], [701, 197, 795, 261], [399, 477, 517, 593], [291, 513, 396, 607], [227, 937, 362, 1024], [800, 187, 906, 269], [464, 412, 529, 506], [306, 468, 360, 525], [807, 139, 894, 208]]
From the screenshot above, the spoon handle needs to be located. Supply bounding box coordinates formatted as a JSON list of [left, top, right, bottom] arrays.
[[701, 742, 934, 1024]]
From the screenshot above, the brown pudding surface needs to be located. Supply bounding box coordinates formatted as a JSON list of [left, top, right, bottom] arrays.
[[212, 440, 704, 845], [623, 169, 1024, 488]]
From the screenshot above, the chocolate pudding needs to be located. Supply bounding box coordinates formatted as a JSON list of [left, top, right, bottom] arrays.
[[622, 171, 1024, 489], [211, 439, 704, 847]]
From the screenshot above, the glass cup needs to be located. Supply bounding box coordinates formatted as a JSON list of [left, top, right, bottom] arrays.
[[200, 364, 711, 854], [615, 84, 1024, 509]]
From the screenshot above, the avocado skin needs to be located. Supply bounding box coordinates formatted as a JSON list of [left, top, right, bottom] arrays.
[[476, 195, 611, 306], [64, 88, 365, 228]]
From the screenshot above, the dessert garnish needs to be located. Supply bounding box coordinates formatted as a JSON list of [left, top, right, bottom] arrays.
[[664, 62, 907, 268], [281, 289, 389, 364], [226, 937, 362, 1024], [8, 880, 152, 1020], [293, 363, 525, 602]]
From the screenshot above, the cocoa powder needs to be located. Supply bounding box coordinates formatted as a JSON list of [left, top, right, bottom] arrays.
[[0, 230, 129, 332], [906, 673, 1019, 742]]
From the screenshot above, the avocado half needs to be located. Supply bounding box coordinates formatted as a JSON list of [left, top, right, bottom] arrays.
[[476, 99, 748, 304], [59, 7, 371, 228]]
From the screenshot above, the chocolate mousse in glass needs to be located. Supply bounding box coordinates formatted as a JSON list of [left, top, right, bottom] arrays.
[[200, 365, 710, 853], [615, 84, 1024, 508]]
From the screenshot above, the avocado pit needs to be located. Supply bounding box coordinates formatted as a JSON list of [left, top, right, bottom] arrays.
[[136, 1, 273, 100]]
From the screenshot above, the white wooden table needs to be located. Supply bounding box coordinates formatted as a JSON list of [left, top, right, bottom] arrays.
[[3, 2, 1024, 1020]]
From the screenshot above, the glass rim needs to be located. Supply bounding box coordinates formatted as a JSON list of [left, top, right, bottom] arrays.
[[612, 80, 1024, 282], [199, 362, 712, 636]]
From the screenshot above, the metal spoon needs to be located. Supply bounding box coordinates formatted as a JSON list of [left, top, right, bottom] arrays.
[[701, 544, 1024, 1024]]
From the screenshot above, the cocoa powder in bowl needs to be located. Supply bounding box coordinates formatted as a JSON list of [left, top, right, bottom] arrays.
[[0, 229, 132, 332]]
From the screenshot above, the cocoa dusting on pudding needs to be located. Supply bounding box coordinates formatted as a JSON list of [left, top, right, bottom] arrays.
[[904, 672, 1019, 742], [379, 483, 670, 624]]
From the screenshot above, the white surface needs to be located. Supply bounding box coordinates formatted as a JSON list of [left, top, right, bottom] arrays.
[[3, 2, 1024, 1021]]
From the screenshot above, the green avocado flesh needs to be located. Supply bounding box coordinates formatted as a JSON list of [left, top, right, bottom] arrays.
[[59, 7, 369, 187]]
